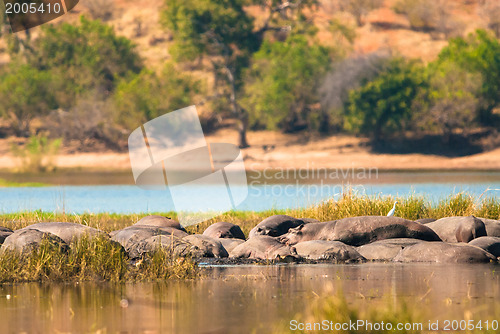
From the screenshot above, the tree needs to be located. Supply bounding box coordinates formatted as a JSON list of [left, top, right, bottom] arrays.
[[242, 34, 331, 132], [338, 0, 383, 26], [344, 57, 426, 140], [161, 0, 317, 148], [114, 63, 201, 131], [418, 61, 482, 142], [0, 64, 56, 136], [436, 30, 500, 123], [29, 16, 142, 107]]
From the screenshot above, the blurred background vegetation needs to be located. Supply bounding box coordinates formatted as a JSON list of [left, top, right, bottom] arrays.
[[0, 0, 499, 153]]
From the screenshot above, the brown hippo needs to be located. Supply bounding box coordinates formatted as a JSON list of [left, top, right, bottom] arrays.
[[203, 222, 246, 240], [182, 235, 229, 258], [111, 226, 188, 258], [248, 215, 307, 238], [1, 229, 68, 254], [231, 236, 297, 260], [134, 215, 186, 231], [218, 238, 245, 256], [279, 221, 337, 245], [426, 216, 486, 243], [0, 227, 13, 245], [280, 216, 440, 246], [477, 218, 500, 237], [468, 236, 500, 257], [293, 240, 364, 262], [20, 222, 105, 244], [357, 238, 425, 261], [394, 241, 496, 263]]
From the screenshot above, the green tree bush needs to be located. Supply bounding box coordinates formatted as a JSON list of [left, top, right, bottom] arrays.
[[242, 35, 331, 132], [113, 63, 201, 131], [29, 16, 142, 107], [436, 29, 500, 123], [344, 57, 426, 140], [0, 64, 56, 136]]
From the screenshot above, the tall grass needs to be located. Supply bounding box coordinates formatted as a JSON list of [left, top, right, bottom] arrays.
[[10, 135, 62, 173], [0, 235, 199, 283], [0, 193, 498, 238]]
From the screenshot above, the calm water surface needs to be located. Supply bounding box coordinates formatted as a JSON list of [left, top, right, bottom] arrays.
[[1, 264, 499, 333], [0, 171, 499, 213]]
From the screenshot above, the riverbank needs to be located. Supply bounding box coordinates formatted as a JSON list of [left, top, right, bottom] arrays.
[[2, 130, 500, 172]]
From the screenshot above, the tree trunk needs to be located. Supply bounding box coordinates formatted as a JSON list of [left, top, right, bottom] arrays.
[[225, 66, 250, 148]]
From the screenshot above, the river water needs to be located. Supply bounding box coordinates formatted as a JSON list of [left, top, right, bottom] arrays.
[[0, 171, 499, 213], [1, 264, 499, 333]]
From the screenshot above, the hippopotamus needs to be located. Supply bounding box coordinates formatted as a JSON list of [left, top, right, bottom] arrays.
[[231, 236, 297, 260], [393, 241, 496, 263], [20, 222, 105, 244], [134, 215, 186, 231], [182, 235, 229, 258], [468, 236, 500, 257], [279, 221, 338, 245], [133, 235, 200, 258], [218, 238, 245, 256], [280, 216, 440, 246], [248, 215, 307, 238], [1, 229, 68, 254], [111, 226, 188, 258], [426, 216, 486, 243], [203, 222, 246, 240], [0, 227, 13, 244], [293, 240, 364, 262], [357, 238, 425, 261], [477, 218, 500, 237], [416, 218, 436, 224]]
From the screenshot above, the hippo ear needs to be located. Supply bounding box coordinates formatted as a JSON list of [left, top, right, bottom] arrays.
[[296, 224, 305, 231], [217, 231, 222, 238], [256, 227, 263, 233]]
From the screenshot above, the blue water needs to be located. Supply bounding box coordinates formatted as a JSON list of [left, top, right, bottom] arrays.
[[0, 181, 499, 214]]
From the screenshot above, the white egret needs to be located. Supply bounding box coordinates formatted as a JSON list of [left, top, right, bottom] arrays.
[[387, 201, 398, 217]]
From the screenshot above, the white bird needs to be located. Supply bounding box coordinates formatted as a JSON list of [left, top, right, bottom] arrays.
[[387, 201, 398, 217]]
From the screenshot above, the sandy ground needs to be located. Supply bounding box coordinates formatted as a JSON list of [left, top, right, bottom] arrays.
[[0, 129, 499, 171]]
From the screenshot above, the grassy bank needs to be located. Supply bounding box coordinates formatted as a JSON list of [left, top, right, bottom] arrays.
[[1, 193, 497, 237], [0, 235, 199, 283], [0, 193, 498, 283]]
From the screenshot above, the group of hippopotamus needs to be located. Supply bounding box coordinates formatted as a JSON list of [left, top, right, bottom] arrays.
[[1, 214, 500, 264]]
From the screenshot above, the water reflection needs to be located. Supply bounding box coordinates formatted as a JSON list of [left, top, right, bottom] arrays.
[[1, 264, 499, 333]]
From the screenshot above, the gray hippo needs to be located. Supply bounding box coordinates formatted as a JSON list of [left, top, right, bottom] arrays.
[[279, 221, 337, 245], [248, 215, 306, 238], [280, 216, 440, 246], [231, 236, 297, 260], [394, 241, 496, 263], [293, 240, 364, 262], [218, 238, 245, 256], [0, 227, 13, 244], [203, 222, 246, 240], [477, 218, 500, 237], [182, 235, 229, 258], [134, 234, 201, 258], [111, 226, 188, 258], [134, 215, 186, 231], [416, 218, 436, 224], [426, 216, 486, 243], [1, 229, 68, 254], [468, 236, 500, 257], [357, 238, 425, 261], [20, 222, 105, 244]]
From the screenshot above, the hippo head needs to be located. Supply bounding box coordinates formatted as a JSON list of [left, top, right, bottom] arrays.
[[278, 224, 305, 245]]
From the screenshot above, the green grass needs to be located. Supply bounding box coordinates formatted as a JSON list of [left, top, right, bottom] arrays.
[[0, 193, 498, 236], [0, 178, 47, 187], [0, 235, 199, 283]]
